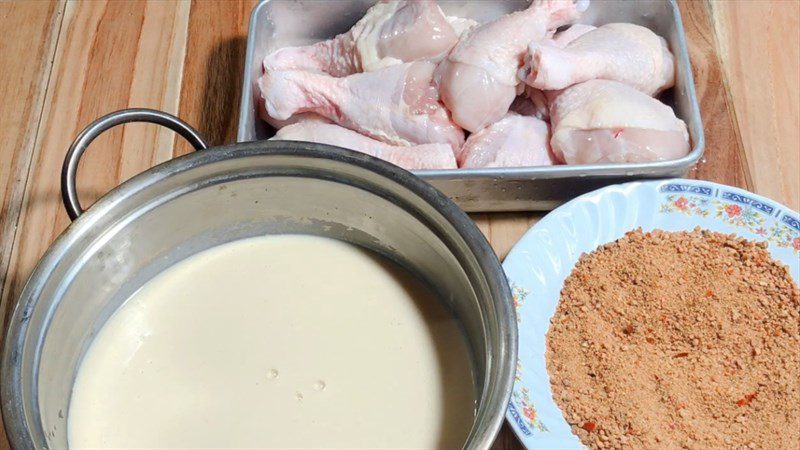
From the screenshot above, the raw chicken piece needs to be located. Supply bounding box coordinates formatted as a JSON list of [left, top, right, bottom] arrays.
[[510, 24, 589, 120], [257, 94, 323, 129], [509, 85, 550, 120], [459, 113, 556, 168], [446, 15, 478, 37], [263, 0, 460, 76], [273, 120, 456, 170], [437, 0, 587, 132], [517, 23, 593, 119], [551, 23, 596, 47], [260, 62, 465, 151], [521, 23, 675, 95], [549, 80, 689, 164]]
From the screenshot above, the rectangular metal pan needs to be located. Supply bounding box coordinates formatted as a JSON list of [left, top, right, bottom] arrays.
[[238, 0, 704, 212]]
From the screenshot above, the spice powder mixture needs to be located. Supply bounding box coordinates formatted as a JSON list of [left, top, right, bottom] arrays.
[[547, 228, 799, 450]]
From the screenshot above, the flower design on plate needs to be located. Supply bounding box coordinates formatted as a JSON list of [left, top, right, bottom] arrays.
[[659, 194, 711, 217], [511, 283, 529, 322], [510, 386, 548, 433], [509, 360, 548, 434], [767, 223, 800, 252], [715, 202, 765, 228], [659, 189, 799, 254], [724, 204, 742, 217]]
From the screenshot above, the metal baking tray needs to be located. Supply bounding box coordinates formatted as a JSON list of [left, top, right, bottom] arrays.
[[238, 0, 704, 212]]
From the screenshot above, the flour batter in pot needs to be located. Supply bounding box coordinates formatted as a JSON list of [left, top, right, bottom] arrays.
[[69, 234, 476, 449]]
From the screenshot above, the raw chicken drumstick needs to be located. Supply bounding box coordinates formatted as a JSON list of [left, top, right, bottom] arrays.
[[507, 25, 597, 121], [458, 113, 556, 169], [550, 23, 596, 47], [549, 79, 689, 164], [437, 0, 588, 133], [263, 0, 461, 76], [259, 61, 465, 151], [520, 23, 675, 95], [273, 119, 457, 170]]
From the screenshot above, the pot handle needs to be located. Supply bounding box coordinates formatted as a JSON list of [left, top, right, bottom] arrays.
[[61, 108, 209, 221]]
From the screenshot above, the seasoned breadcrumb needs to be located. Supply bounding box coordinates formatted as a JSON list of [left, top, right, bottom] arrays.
[[547, 228, 800, 450]]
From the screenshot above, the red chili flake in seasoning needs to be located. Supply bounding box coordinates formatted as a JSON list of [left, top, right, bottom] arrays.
[[673, 352, 689, 358], [736, 392, 757, 407], [646, 337, 656, 344], [660, 314, 669, 322], [581, 421, 597, 432], [706, 290, 714, 298]]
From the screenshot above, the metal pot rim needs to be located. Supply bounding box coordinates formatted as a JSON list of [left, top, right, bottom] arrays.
[[2, 138, 518, 450]]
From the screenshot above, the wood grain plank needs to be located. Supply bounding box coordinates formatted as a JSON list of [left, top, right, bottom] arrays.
[[709, 0, 800, 210], [0, 2, 66, 446], [120, 0, 192, 177], [677, 0, 750, 190], [0, 0, 64, 313], [175, 0, 259, 154], [0, 0, 190, 340], [492, 426, 525, 450], [473, 214, 540, 261]]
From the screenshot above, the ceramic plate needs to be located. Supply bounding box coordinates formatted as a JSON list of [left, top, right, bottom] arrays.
[[503, 179, 800, 449]]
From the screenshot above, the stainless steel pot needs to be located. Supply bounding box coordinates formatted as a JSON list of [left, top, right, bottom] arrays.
[[1, 109, 517, 449]]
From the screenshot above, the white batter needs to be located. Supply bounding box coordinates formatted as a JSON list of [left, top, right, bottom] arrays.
[[68, 235, 475, 449]]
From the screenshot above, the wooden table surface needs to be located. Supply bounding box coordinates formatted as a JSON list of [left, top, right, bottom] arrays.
[[0, 1, 797, 448]]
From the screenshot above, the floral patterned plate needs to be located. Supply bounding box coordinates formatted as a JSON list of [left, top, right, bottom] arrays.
[[503, 179, 799, 449]]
